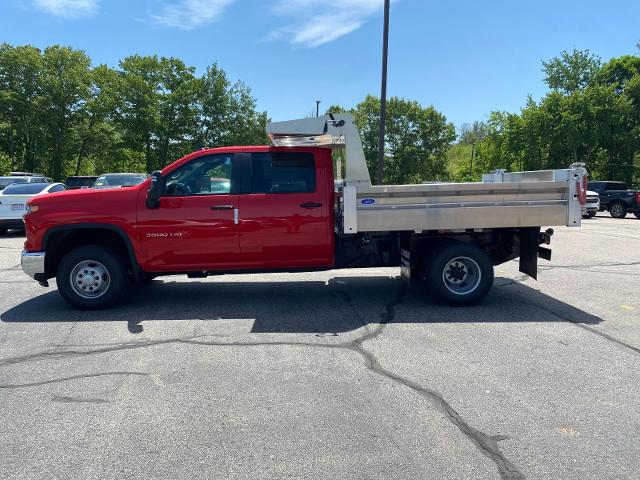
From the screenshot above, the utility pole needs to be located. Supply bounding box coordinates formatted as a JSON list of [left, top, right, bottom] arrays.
[[377, 0, 390, 185], [470, 143, 475, 177], [316, 100, 321, 117]]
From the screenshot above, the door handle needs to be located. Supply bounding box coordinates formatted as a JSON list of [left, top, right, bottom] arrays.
[[210, 205, 234, 210], [300, 202, 322, 209]]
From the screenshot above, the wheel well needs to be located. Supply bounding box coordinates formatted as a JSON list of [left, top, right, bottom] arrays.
[[44, 228, 135, 279], [407, 231, 514, 271]]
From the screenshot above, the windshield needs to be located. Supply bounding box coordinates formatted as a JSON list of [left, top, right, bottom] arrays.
[[93, 174, 147, 188], [2, 183, 49, 195], [66, 177, 97, 188], [0, 177, 28, 188]]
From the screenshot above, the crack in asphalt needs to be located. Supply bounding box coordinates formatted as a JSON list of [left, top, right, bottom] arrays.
[[357, 345, 523, 480], [526, 301, 640, 355], [52, 395, 110, 404], [537, 260, 640, 278], [0, 371, 149, 389], [0, 282, 524, 479]]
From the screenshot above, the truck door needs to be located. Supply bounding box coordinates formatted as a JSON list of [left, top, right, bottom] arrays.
[[237, 150, 334, 268], [137, 153, 241, 271]]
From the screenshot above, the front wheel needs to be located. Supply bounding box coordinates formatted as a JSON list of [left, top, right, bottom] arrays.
[[0, 228, 7, 236], [425, 242, 494, 306], [609, 202, 627, 218], [56, 245, 129, 309]]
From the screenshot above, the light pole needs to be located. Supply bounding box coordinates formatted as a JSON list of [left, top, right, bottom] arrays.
[[377, 0, 390, 185], [316, 100, 321, 117]]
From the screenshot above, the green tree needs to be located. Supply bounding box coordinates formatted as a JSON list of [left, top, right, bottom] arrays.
[[542, 49, 601, 94], [326, 95, 455, 183], [0, 44, 44, 172], [39, 46, 92, 179]]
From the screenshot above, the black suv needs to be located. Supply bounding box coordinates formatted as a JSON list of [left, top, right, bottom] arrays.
[[588, 181, 640, 219]]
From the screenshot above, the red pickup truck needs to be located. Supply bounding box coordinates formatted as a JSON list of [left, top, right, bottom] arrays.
[[20, 115, 586, 309]]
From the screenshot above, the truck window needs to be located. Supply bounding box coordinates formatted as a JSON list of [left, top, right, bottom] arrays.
[[606, 182, 627, 190], [251, 152, 316, 194], [165, 155, 233, 196]]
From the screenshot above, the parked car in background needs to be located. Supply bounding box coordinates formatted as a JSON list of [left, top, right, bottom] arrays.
[[0, 173, 51, 190], [0, 182, 68, 234], [92, 173, 148, 189], [584, 190, 600, 218], [588, 181, 640, 219], [65, 176, 98, 189]]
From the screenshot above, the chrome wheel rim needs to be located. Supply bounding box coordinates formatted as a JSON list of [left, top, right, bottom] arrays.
[[442, 256, 482, 295], [611, 204, 623, 216], [70, 260, 110, 299]]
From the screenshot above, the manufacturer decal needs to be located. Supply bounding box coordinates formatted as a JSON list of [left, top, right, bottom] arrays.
[[360, 198, 376, 205], [145, 232, 183, 238]]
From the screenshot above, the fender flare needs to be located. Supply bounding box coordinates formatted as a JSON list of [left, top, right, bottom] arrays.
[[43, 223, 143, 279]]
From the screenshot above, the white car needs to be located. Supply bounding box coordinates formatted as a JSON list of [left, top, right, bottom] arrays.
[[0, 182, 68, 234], [584, 190, 600, 218], [0, 174, 51, 190]]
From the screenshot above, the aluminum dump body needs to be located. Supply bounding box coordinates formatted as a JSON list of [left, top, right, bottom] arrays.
[[268, 115, 586, 235]]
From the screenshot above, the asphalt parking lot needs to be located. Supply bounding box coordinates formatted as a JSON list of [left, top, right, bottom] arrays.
[[0, 215, 638, 480]]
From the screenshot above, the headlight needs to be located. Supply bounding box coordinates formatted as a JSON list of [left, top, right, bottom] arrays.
[[25, 203, 40, 214]]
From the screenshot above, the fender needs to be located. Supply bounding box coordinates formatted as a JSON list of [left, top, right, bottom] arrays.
[[42, 223, 144, 279]]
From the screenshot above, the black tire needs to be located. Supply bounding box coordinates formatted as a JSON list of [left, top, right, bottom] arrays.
[[584, 212, 596, 218], [609, 202, 627, 218], [56, 245, 129, 309], [425, 242, 494, 306], [0, 228, 7, 236], [634, 212, 640, 219]]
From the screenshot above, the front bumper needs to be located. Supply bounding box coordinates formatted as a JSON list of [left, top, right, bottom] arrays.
[[21, 250, 46, 282]]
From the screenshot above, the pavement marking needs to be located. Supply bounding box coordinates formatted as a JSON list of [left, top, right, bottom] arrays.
[[621, 305, 634, 311]]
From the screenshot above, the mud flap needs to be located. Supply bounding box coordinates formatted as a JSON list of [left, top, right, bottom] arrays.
[[518, 227, 540, 280], [400, 248, 412, 283]]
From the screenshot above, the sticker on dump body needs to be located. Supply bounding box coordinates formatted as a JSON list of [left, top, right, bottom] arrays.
[[360, 198, 376, 205]]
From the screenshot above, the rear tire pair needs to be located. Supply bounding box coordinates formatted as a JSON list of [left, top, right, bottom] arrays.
[[422, 242, 494, 306]]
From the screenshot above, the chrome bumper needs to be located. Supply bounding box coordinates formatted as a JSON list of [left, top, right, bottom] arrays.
[[21, 250, 45, 280]]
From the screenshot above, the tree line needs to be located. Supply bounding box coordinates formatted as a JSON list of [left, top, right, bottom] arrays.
[[450, 48, 640, 186], [1, 43, 638, 187], [0, 44, 268, 180]]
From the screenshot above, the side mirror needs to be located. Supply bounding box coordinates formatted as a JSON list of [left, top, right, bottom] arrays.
[[0, 185, 5, 191], [146, 171, 164, 209]]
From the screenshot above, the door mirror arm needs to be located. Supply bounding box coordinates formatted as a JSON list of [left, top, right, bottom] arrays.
[[146, 171, 165, 209]]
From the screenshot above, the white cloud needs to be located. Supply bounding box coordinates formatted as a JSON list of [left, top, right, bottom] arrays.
[[150, 0, 235, 30], [33, 0, 100, 18], [270, 0, 393, 47]]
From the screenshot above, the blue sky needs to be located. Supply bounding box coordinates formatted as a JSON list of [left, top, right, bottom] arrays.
[[2, 0, 639, 128]]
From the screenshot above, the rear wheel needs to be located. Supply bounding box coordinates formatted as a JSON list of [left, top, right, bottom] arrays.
[[56, 245, 129, 309], [609, 202, 627, 218], [425, 242, 494, 306]]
